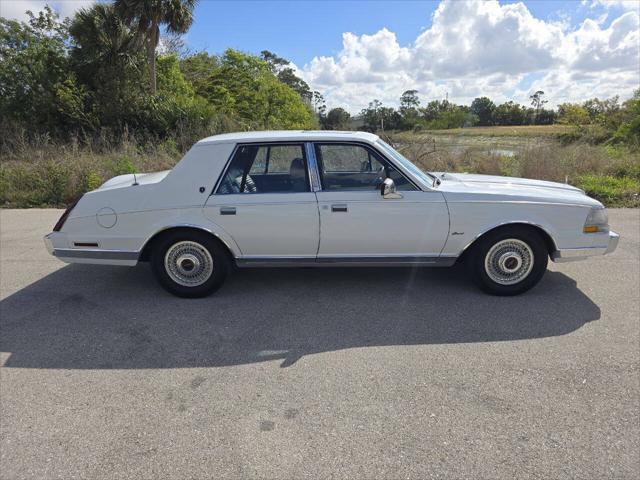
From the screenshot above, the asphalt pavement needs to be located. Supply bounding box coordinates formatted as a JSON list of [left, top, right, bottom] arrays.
[[1, 208, 638, 479]]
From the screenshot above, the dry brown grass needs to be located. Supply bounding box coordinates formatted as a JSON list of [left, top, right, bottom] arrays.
[[389, 134, 640, 206], [1, 130, 638, 207], [0, 139, 181, 207]]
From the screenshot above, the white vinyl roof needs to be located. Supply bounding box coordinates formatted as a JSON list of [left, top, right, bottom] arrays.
[[196, 130, 380, 145]]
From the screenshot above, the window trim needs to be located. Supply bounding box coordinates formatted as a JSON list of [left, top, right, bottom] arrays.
[[212, 142, 312, 195], [312, 141, 420, 192]]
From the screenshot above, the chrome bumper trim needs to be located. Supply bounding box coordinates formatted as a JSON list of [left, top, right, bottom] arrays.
[[605, 230, 620, 254], [52, 248, 139, 261], [43, 233, 55, 255], [551, 230, 619, 263]]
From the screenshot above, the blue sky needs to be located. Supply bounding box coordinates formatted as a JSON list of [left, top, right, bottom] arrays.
[[182, 0, 640, 111], [3, 0, 639, 111], [185, 0, 627, 65]]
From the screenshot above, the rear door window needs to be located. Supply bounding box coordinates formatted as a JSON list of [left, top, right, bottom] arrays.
[[217, 144, 309, 194]]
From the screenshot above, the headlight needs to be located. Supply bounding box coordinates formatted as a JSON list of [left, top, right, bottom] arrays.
[[583, 207, 609, 233]]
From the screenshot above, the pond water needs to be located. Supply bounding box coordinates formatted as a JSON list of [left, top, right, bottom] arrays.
[[426, 135, 556, 158]]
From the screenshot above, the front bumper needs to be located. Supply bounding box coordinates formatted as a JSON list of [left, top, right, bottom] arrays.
[[551, 230, 620, 263]]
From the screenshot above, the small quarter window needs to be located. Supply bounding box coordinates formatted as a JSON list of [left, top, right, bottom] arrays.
[[217, 144, 309, 194]]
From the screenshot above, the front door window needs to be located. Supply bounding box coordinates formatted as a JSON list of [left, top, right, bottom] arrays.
[[314, 143, 416, 191]]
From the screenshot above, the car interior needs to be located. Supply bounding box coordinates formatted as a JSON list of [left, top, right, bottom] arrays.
[[216, 142, 415, 194]]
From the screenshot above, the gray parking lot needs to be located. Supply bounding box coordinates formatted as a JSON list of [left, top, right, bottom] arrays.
[[1, 208, 639, 479]]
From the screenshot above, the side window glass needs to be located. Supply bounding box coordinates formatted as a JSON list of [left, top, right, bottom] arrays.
[[315, 144, 416, 191], [218, 144, 309, 194]]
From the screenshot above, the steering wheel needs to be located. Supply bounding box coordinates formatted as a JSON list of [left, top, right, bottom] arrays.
[[371, 164, 386, 187]]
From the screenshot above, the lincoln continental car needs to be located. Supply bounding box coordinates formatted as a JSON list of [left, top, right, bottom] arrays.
[[44, 131, 619, 297]]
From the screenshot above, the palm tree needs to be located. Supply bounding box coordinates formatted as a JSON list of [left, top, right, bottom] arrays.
[[115, 0, 198, 94], [70, 4, 139, 71]]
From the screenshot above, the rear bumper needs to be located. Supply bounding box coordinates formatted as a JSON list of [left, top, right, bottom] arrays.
[[551, 230, 620, 263], [44, 232, 138, 266]]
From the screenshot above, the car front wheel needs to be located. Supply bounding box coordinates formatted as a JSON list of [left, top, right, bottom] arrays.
[[469, 226, 548, 296], [151, 230, 229, 298]]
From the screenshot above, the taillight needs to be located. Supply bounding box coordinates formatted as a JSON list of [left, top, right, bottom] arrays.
[[53, 196, 82, 232]]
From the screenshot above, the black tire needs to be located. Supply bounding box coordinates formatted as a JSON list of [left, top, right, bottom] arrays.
[[468, 226, 548, 296], [151, 230, 230, 298]]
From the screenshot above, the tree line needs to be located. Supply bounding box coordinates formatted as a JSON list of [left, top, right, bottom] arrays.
[[352, 89, 636, 138], [0, 2, 319, 152], [1, 1, 638, 153]]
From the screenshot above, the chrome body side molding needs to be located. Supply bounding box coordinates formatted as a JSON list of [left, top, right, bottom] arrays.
[[236, 255, 457, 268]]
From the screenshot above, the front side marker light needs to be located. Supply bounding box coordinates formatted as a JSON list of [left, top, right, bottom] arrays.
[[583, 207, 609, 234]]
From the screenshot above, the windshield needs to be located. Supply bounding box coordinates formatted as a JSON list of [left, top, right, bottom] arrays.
[[376, 139, 438, 187]]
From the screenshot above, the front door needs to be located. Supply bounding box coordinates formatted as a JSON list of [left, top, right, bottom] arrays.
[[203, 143, 319, 260], [313, 142, 449, 261]]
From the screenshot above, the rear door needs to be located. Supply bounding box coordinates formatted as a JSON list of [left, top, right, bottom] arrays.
[[313, 142, 449, 260], [203, 143, 319, 259]]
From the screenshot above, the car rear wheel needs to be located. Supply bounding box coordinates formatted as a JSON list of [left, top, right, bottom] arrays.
[[468, 226, 548, 296], [151, 230, 229, 298]]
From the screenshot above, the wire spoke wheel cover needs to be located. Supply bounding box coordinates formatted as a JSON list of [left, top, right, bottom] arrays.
[[164, 240, 214, 287], [484, 238, 534, 286]]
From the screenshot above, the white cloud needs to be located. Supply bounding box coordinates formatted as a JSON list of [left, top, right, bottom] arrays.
[[0, 1, 95, 21], [583, 0, 640, 13], [301, 0, 640, 113]]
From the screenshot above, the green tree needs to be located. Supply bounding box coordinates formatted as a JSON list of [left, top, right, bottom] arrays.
[[399, 89, 421, 129], [529, 90, 548, 124], [260, 50, 312, 101], [69, 3, 143, 129], [360, 99, 383, 131], [493, 101, 526, 126], [420, 100, 450, 122], [179, 51, 219, 96], [323, 107, 351, 130], [612, 90, 640, 148], [70, 3, 139, 75], [0, 7, 73, 131], [260, 50, 289, 74], [204, 49, 312, 129], [312, 91, 326, 117], [114, 0, 198, 94], [470, 97, 495, 126], [557, 103, 590, 125], [400, 90, 420, 109]]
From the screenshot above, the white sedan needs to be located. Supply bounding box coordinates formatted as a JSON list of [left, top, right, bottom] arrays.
[[44, 131, 619, 297]]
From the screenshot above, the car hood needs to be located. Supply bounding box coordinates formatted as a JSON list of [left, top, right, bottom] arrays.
[[435, 172, 601, 206]]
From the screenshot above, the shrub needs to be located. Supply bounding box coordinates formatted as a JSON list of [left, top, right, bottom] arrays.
[[576, 174, 640, 207], [84, 170, 103, 191]]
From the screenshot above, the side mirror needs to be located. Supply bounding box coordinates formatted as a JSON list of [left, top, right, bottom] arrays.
[[380, 178, 403, 199]]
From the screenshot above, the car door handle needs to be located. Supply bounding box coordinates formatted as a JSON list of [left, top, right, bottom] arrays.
[[331, 204, 348, 213], [220, 207, 236, 215]]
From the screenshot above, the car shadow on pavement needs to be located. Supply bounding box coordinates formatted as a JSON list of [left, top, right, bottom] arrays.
[[0, 263, 600, 369]]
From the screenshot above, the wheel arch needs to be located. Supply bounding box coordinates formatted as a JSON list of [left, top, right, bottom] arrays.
[[457, 222, 557, 261], [138, 225, 237, 263]]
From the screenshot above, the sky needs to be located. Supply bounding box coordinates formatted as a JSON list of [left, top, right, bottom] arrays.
[[2, 0, 639, 113]]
